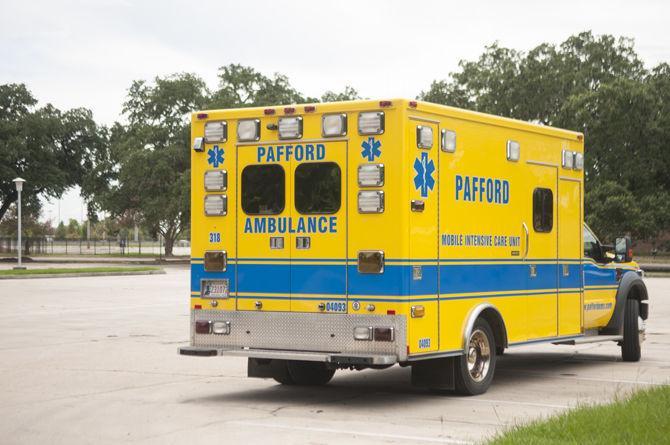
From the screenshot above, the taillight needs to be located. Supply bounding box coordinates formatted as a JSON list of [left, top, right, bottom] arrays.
[[195, 320, 211, 334]]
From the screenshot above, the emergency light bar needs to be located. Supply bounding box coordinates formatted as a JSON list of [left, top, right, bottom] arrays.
[[237, 119, 260, 142], [193, 137, 204, 152], [204, 121, 227, 143], [204, 195, 227, 216], [562, 150, 574, 169], [441, 129, 456, 153], [322, 113, 347, 137], [574, 152, 584, 170], [358, 164, 385, 187], [506, 140, 520, 162], [358, 112, 384, 135], [204, 170, 227, 191], [278, 116, 303, 139], [358, 191, 384, 213], [417, 126, 433, 149]]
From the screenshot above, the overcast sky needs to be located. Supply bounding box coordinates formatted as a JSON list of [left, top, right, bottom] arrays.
[[2, 0, 669, 225]]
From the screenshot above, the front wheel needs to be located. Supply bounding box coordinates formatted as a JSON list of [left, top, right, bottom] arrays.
[[455, 318, 497, 395], [621, 299, 642, 362]]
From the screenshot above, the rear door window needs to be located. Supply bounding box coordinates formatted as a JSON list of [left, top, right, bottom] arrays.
[[241, 164, 285, 215], [295, 162, 341, 214]]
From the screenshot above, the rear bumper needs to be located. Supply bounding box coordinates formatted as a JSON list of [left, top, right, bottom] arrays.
[[184, 310, 408, 363], [178, 346, 397, 366]]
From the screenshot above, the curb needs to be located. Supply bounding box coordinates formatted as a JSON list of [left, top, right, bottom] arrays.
[[28, 259, 189, 265], [640, 264, 670, 273], [0, 269, 166, 280]]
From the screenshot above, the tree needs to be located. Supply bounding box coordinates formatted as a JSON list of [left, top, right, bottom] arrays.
[[321, 86, 361, 102], [0, 201, 52, 254], [0, 83, 105, 221], [66, 219, 81, 239], [209, 64, 317, 108], [54, 221, 67, 239], [86, 73, 208, 256], [585, 181, 642, 242], [419, 32, 670, 246]]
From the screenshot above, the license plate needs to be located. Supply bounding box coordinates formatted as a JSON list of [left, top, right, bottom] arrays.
[[202, 279, 229, 299]]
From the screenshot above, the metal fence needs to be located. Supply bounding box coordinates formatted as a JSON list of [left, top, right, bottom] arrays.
[[0, 237, 191, 257]]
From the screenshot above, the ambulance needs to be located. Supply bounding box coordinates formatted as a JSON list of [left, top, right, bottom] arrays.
[[180, 99, 649, 395]]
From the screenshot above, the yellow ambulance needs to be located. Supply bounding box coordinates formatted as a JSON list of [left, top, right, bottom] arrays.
[[180, 99, 649, 395]]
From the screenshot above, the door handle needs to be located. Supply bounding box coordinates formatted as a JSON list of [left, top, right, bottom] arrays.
[[522, 222, 529, 260], [296, 236, 311, 249], [270, 237, 284, 249]]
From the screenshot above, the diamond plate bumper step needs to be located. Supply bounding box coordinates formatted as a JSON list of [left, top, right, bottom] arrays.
[[179, 346, 397, 365]]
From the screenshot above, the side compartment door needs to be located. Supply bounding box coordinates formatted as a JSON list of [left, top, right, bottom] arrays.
[[408, 120, 439, 353], [236, 145, 291, 311], [558, 178, 583, 336], [290, 141, 348, 312], [524, 164, 558, 339]]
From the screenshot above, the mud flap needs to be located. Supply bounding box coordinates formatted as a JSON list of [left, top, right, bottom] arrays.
[[411, 357, 456, 390], [248, 358, 289, 379]]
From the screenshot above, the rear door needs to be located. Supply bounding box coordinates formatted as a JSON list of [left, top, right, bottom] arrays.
[[290, 141, 348, 312], [236, 145, 291, 311]]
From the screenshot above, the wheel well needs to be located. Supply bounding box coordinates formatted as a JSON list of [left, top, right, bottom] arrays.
[[479, 308, 508, 353], [628, 283, 649, 320]]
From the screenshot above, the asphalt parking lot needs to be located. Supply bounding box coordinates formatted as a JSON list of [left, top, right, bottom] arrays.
[[0, 266, 668, 444]]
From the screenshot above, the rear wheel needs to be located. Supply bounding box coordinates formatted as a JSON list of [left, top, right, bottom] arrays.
[[621, 299, 641, 362], [455, 318, 496, 395], [270, 360, 295, 385]]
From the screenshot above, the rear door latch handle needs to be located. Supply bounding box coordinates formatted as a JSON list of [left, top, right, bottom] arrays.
[[296, 236, 311, 249]]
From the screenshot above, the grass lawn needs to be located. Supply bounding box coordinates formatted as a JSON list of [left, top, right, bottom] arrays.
[[0, 266, 161, 276], [489, 385, 670, 444]]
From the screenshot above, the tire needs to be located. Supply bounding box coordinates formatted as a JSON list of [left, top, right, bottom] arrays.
[[621, 299, 641, 362], [271, 360, 295, 385], [285, 361, 335, 386], [455, 318, 497, 395]]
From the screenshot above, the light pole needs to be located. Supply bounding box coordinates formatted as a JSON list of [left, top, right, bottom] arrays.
[[13, 177, 26, 270]]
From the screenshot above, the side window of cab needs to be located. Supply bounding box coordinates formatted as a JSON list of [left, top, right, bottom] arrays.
[[583, 224, 602, 262]]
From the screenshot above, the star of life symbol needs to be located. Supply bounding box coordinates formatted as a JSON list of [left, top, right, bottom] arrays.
[[361, 137, 382, 161], [413, 152, 435, 198], [207, 145, 224, 168]]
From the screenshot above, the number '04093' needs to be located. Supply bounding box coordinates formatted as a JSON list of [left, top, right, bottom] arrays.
[[209, 232, 221, 243]]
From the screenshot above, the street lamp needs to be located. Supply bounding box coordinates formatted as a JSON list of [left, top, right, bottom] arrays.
[[13, 177, 26, 270]]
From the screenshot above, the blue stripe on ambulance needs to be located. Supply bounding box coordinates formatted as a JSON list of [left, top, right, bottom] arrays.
[[191, 260, 619, 297]]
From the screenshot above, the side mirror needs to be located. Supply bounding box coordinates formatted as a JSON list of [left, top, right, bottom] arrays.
[[615, 236, 633, 263]]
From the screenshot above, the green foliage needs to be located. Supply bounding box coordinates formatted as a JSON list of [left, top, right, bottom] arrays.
[[489, 385, 670, 444], [585, 181, 641, 242], [321, 86, 361, 102], [420, 32, 670, 244], [86, 73, 207, 255], [0, 83, 106, 221], [209, 64, 317, 108], [0, 202, 52, 238]]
